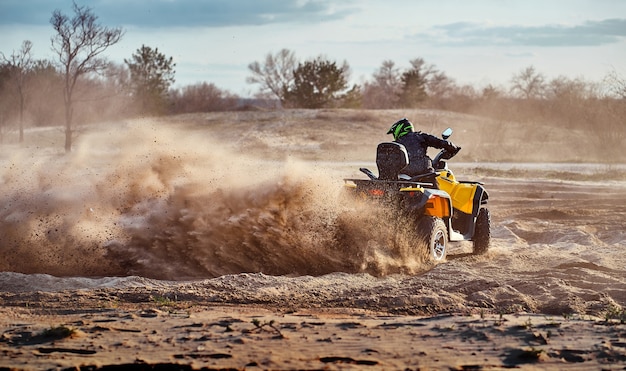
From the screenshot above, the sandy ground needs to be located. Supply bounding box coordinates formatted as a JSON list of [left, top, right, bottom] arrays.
[[0, 110, 625, 369], [1, 305, 625, 370]]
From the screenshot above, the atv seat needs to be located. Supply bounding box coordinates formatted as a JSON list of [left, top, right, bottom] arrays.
[[376, 142, 409, 180]]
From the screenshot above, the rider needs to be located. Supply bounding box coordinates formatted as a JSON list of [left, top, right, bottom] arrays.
[[387, 118, 459, 178]]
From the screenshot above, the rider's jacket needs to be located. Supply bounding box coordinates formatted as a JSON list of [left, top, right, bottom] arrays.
[[396, 131, 454, 176]]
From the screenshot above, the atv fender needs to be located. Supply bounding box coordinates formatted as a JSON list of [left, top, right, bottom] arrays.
[[473, 185, 489, 211], [466, 184, 489, 236], [405, 189, 453, 219], [449, 184, 489, 241]]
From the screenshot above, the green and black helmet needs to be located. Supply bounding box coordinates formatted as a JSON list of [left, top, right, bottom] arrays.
[[387, 118, 414, 140]]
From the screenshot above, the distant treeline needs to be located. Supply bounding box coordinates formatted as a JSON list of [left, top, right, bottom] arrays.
[[1, 4, 624, 152]]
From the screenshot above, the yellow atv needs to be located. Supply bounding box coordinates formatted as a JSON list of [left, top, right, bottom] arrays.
[[343, 128, 490, 262]]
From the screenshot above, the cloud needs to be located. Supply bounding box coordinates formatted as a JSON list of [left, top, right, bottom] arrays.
[[420, 18, 626, 47], [0, 0, 58, 25], [0, 0, 358, 28]]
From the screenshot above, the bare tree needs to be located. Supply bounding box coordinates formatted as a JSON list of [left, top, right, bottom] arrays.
[[0, 40, 34, 143], [510, 65, 545, 99], [604, 69, 626, 99], [373, 60, 402, 97], [546, 75, 597, 110], [0, 64, 15, 143], [481, 84, 502, 100], [598, 70, 626, 159], [427, 71, 456, 103], [28, 60, 64, 127], [50, 2, 123, 152], [170, 82, 239, 113], [362, 60, 402, 108], [246, 49, 297, 104]]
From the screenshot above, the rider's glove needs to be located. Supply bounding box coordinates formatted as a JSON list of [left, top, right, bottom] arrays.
[[444, 141, 459, 153]]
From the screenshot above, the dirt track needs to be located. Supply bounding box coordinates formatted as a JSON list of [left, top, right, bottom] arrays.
[[1, 110, 625, 317], [1, 174, 624, 319], [1, 171, 625, 370], [0, 110, 625, 369]]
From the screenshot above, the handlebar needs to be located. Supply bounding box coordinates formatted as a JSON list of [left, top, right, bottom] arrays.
[[432, 146, 461, 170]]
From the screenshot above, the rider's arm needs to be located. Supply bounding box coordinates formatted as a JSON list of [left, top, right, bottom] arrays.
[[423, 133, 458, 151]]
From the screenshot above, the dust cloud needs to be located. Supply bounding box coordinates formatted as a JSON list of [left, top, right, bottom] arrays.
[[0, 121, 428, 279]]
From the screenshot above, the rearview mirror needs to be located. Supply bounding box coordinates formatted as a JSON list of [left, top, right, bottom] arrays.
[[442, 127, 453, 139]]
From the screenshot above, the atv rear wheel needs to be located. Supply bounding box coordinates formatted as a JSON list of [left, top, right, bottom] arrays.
[[418, 217, 448, 262], [472, 207, 491, 254]]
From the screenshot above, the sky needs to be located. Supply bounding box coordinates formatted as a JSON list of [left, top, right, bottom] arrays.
[[1, 0, 625, 97]]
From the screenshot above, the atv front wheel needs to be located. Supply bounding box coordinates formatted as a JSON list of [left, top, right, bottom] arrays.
[[472, 207, 491, 254], [418, 217, 448, 262]]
